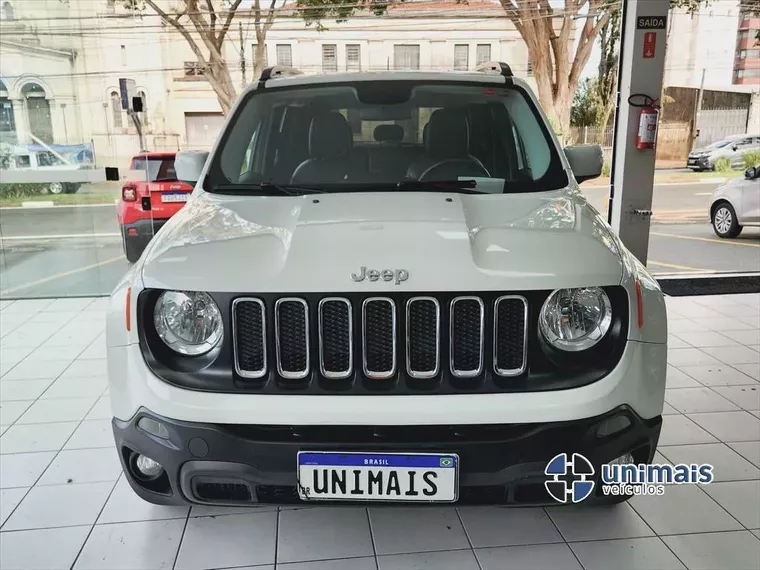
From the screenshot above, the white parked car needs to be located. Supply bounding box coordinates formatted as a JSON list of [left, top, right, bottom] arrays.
[[710, 165, 760, 238], [106, 63, 667, 508], [687, 134, 760, 171]]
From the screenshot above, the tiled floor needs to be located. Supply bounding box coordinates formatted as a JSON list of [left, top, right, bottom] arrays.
[[1, 294, 759, 570]]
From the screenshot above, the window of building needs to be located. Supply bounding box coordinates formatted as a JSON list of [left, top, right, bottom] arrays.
[[1, 1, 14, 20], [393, 44, 420, 70], [137, 90, 148, 126], [476, 44, 491, 66], [110, 90, 123, 128], [346, 44, 361, 71], [0, 79, 14, 135], [184, 61, 202, 76], [322, 44, 338, 73], [23, 82, 53, 143], [736, 68, 760, 78], [276, 44, 292, 67], [527, 57, 534, 77], [252, 43, 268, 68], [454, 44, 469, 71]]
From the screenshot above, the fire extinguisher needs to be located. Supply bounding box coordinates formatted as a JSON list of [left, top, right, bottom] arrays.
[[629, 94, 660, 150]]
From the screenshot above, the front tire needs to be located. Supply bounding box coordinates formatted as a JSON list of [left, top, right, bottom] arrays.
[[63, 183, 81, 194], [712, 202, 742, 238]]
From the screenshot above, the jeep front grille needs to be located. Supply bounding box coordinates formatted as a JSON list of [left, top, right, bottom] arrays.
[[318, 298, 352, 379], [274, 298, 309, 379], [232, 293, 529, 390], [232, 298, 266, 378]]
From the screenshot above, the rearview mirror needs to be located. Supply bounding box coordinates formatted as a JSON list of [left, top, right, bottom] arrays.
[[745, 166, 757, 180], [174, 150, 209, 187], [564, 144, 603, 183]]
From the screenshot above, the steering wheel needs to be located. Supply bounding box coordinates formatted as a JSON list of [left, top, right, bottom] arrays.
[[418, 159, 490, 181]]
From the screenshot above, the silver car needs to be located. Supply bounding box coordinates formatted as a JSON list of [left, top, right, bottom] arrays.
[[710, 165, 760, 238], [687, 134, 760, 171]]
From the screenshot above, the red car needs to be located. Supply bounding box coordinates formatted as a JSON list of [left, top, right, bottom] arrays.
[[117, 152, 193, 262]]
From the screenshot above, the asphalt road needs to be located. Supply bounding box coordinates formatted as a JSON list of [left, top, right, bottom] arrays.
[[1, 182, 758, 298]]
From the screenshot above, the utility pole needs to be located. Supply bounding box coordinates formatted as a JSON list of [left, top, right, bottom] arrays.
[[691, 68, 706, 151], [239, 22, 247, 89]]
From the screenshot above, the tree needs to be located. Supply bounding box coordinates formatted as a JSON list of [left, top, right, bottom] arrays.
[[297, 0, 710, 137], [120, 0, 277, 114], [595, 7, 619, 131]]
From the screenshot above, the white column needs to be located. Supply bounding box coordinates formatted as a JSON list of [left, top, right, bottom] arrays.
[[609, 0, 670, 264]]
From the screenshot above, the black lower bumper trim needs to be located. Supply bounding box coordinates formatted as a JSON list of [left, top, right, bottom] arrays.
[[112, 406, 661, 507]]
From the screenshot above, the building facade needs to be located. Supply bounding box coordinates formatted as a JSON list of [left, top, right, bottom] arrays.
[[735, 9, 760, 86]]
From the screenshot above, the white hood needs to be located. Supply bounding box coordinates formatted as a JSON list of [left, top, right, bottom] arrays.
[[140, 188, 624, 292]]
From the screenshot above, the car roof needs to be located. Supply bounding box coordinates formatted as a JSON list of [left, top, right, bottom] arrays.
[[245, 69, 526, 95]]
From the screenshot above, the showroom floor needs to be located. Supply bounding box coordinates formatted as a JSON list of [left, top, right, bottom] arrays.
[[0, 294, 759, 570]]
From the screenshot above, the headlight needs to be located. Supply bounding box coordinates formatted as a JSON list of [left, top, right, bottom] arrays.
[[539, 287, 612, 352], [154, 291, 223, 355]]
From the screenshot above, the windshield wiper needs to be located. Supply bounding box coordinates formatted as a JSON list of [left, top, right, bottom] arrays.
[[209, 182, 327, 196], [395, 179, 482, 194]]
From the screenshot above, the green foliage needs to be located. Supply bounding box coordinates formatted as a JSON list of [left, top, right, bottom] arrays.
[[571, 78, 605, 127], [0, 184, 48, 199], [742, 151, 760, 169], [713, 157, 732, 172], [602, 160, 611, 177]]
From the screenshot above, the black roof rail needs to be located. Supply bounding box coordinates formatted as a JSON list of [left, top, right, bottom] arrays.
[[475, 61, 514, 78], [257, 65, 303, 88]]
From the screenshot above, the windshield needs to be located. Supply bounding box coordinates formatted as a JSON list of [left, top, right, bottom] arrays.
[[207, 81, 568, 194], [708, 139, 736, 149], [131, 156, 178, 182]]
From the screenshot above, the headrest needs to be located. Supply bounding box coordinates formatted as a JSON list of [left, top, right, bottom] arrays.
[[309, 112, 353, 159], [426, 108, 469, 158], [374, 124, 404, 143]]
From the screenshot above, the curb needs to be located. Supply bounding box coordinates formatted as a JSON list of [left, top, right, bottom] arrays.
[[0, 201, 117, 211]]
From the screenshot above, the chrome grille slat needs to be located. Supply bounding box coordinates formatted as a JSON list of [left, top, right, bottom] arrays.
[[275, 298, 310, 380], [232, 298, 266, 379], [494, 295, 528, 376], [318, 297, 353, 379], [362, 297, 396, 379], [406, 297, 440, 379], [232, 292, 529, 387], [450, 296, 485, 378]]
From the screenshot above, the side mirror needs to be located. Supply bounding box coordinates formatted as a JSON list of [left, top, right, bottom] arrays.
[[732, 145, 739, 152], [745, 166, 757, 180], [174, 150, 209, 187], [564, 144, 603, 183]]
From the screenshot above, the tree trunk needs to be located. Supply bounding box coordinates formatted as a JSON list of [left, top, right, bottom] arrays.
[[253, 38, 268, 82], [203, 50, 237, 115]]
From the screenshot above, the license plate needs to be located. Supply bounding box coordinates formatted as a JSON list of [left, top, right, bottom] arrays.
[[297, 452, 458, 503], [161, 193, 189, 203]]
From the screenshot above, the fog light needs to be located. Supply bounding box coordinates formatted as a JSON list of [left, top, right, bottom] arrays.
[[137, 417, 170, 439], [607, 452, 635, 466], [134, 454, 163, 479], [597, 415, 631, 438]]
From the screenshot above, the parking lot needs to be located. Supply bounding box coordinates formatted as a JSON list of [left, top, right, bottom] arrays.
[[0, 181, 758, 298]]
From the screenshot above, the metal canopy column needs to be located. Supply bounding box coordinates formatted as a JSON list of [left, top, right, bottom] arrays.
[[609, 0, 670, 264]]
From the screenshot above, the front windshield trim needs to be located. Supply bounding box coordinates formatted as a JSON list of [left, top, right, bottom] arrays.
[[205, 79, 569, 195]]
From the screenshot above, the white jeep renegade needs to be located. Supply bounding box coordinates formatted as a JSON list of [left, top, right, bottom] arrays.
[[106, 62, 667, 507]]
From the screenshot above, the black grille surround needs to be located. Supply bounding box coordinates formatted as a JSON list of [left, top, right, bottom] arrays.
[[137, 287, 629, 395]]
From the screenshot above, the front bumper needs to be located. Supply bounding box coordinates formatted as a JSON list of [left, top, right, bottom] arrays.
[[113, 405, 661, 507], [687, 155, 710, 169]]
